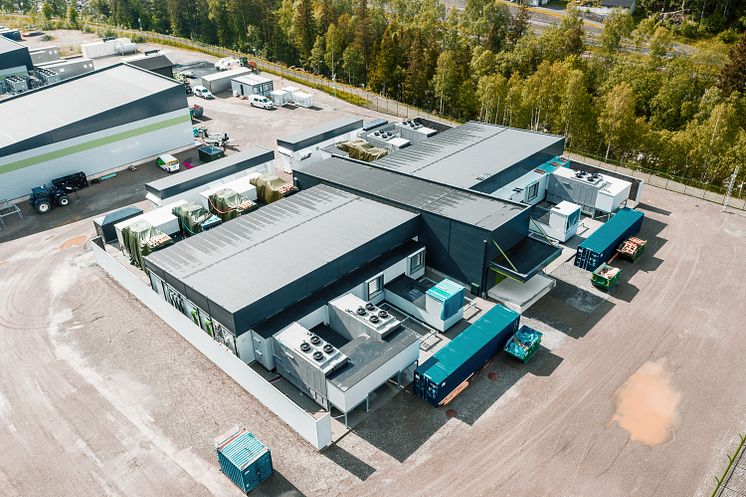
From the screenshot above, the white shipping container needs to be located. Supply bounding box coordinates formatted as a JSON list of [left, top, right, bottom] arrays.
[[270, 90, 289, 106], [292, 91, 313, 108]]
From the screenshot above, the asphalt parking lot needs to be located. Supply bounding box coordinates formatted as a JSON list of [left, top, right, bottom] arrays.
[[4, 29, 746, 497]]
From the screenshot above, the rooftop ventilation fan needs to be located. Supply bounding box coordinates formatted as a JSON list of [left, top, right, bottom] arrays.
[[310, 334, 321, 345], [365, 302, 376, 311], [323, 344, 334, 354], [356, 306, 367, 316], [313, 351, 324, 361], [300, 341, 311, 352], [369, 315, 380, 324], [378, 310, 389, 318]]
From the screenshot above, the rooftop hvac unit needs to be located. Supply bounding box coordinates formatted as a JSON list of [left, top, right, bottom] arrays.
[[329, 294, 402, 340], [5, 76, 28, 94]]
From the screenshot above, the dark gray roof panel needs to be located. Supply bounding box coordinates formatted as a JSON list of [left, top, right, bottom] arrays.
[[295, 157, 527, 231], [124, 53, 174, 73], [277, 117, 363, 152], [0, 63, 185, 155], [144, 147, 274, 199], [145, 184, 419, 332], [374, 122, 564, 189], [0, 35, 32, 71]]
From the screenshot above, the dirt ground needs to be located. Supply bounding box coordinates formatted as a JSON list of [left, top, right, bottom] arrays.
[[2, 29, 745, 497], [1, 183, 744, 497]]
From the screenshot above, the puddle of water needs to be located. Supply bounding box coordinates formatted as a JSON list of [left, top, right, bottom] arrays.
[[60, 236, 87, 250], [612, 360, 680, 446]]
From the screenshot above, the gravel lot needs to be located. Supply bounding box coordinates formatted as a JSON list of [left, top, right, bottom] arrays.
[[3, 30, 746, 497]]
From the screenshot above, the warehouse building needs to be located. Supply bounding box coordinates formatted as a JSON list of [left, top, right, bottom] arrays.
[[0, 63, 193, 200], [373, 121, 565, 194], [36, 57, 95, 81], [294, 157, 562, 295], [28, 45, 60, 65], [145, 185, 424, 415], [0, 35, 32, 82]]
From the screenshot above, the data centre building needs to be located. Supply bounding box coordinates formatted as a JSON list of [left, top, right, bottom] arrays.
[[0, 63, 193, 199]]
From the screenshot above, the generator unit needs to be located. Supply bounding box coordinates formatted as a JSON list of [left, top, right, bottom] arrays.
[[548, 167, 631, 217], [272, 322, 349, 409], [530, 201, 582, 242]]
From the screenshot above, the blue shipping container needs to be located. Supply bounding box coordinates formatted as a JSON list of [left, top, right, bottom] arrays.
[[413, 304, 520, 406], [575, 208, 644, 272], [216, 429, 273, 494]]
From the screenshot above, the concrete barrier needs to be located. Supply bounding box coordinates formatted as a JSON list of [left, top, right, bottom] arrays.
[[91, 237, 332, 449]]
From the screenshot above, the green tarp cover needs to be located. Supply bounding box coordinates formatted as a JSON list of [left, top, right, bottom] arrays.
[[121, 220, 173, 269], [337, 140, 388, 161], [208, 188, 256, 222], [251, 174, 297, 204], [173, 202, 212, 236]]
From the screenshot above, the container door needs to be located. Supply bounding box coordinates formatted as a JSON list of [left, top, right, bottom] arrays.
[[257, 452, 273, 482]]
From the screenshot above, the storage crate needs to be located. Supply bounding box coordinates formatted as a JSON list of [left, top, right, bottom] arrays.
[[616, 237, 647, 262], [216, 428, 272, 494]]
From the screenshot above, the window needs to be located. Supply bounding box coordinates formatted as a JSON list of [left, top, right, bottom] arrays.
[[367, 274, 384, 300], [527, 182, 539, 201], [409, 250, 425, 274]]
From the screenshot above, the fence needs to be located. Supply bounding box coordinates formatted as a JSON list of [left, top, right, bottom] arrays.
[[90, 237, 333, 450], [565, 151, 746, 212]]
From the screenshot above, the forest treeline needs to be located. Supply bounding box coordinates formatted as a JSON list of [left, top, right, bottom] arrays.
[[4, 0, 746, 191]]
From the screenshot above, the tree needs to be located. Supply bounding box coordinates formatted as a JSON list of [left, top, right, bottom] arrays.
[[598, 82, 638, 160], [310, 35, 325, 73], [477, 73, 508, 123], [66, 2, 78, 28], [292, 0, 315, 63], [41, 0, 53, 20], [561, 70, 596, 149], [324, 23, 343, 79], [719, 31, 746, 97], [342, 44, 364, 85], [649, 26, 673, 59], [507, 0, 530, 46], [353, 0, 371, 68], [600, 8, 633, 54], [369, 25, 401, 96]]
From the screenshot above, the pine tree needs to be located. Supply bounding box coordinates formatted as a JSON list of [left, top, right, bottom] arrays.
[[719, 32, 746, 97]]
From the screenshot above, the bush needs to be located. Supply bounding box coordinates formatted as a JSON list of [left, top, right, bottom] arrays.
[[718, 28, 739, 44], [131, 34, 145, 43], [81, 24, 94, 33], [41, 34, 53, 41]]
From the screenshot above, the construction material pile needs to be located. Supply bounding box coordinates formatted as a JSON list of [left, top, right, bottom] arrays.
[[617, 237, 647, 262], [337, 140, 388, 161], [173, 202, 222, 236], [591, 262, 622, 290], [208, 188, 256, 222], [504, 325, 543, 363], [250, 174, 298, 204], [121, 220, 173, 269]]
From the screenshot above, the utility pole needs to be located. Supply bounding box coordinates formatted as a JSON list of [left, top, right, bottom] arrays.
[[722, 165, 741, 212]]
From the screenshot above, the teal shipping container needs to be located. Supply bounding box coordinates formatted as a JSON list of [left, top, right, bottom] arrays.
[[216, 428, 273, 493], [575, 208, 644, 271], [413, 304, 520, 406]]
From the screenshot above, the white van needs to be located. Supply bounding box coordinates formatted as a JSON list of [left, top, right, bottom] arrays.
[[249, 94, 275, 110], [156, 154, 180, 173], [193, 85, 214, 99]]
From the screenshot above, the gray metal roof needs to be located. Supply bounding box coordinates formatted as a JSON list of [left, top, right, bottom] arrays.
[[0, 63, 181, 150], [144, 147, 274, 199], [374, 122, 564, 189], [295, 157, 527, 231], [145, 184, 419, 315], [277, 117, 362, 152], [0, 35, 24, 56], [123, 52, 174, 72]]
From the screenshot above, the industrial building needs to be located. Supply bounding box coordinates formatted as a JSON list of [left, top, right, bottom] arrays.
[[0, 36, 33, 83], [294, 157, 562, 294], [36, 57, 95, 81], [144, 147, 274, 205], [231, 74, 274, 97], [0, 63, 193, 200], [276, 117, 363, 172], [144, 184, 427, 415]]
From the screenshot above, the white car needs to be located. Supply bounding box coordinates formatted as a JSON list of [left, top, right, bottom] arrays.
[[214, 57, 239, 71], [249, 94, 275, 110], [193, 86, 214, 99]]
